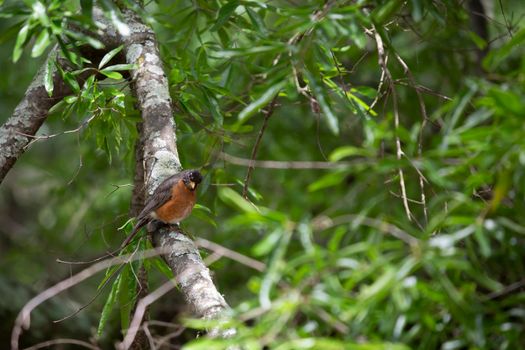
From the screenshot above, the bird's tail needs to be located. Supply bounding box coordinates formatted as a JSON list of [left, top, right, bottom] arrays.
[[121, 216, 149, 249]]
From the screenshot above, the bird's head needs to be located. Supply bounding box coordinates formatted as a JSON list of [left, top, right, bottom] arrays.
[[183, 170, 203, 191]]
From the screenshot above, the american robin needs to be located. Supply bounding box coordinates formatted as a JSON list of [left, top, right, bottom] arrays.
[[121, 169, 203, 248]]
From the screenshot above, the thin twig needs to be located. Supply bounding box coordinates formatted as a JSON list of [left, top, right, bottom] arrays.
[[369, 55, 388, 111], [389, 191, 424, 204], [498, 0, 513, 38], [203, 251, 223, 266], [313, 306, 349, 335], [105, 183, 134, 198], [394, 53, 429, 225], [242, 95, 279, 199], [22, 339, 101, 350], [17, 114, 97, 150], [485, 278, 525, 300], [196, 238, 266, 272], [11, 247, 172, 350], [53, 263, 127, 323], [142, 325, 157, 350], [312, 214, 419, 246], [119, 280, 177, 350], [244, 0, 338, 197], [372, 27, 413, 222], [154, 327, 185, 349], [393, 79, 452, 101], [221, 152, 360, 169]]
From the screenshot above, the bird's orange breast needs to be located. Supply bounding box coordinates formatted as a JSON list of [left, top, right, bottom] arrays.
[[154, 180, 196, 224]]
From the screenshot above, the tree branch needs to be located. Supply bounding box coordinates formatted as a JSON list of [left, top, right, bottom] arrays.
[[221, 152, 360, 169], [11, 248, 171, 350], [0, 49, 73, 184], [0, 5, 124, 185], [112, 9, 232, 347]]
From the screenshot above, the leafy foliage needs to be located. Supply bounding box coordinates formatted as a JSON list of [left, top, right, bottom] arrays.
[[0, 0, 524, 349]]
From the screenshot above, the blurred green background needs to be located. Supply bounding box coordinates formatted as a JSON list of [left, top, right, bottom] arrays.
[[1, 0, 525, 349]]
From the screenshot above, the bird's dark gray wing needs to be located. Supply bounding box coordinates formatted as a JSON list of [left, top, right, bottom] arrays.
[[136, 172, 185, 221], [121, 172, 187, 249]]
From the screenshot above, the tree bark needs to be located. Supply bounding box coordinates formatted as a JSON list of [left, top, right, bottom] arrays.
[[116, 8, 232, 342], [0, 49, 73, 183]]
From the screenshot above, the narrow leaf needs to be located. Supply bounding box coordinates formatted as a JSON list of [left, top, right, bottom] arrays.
[[62, 71, 80, 92], [246, 7, 267, 35], [32, 1, 50, 27], [80, 0, 93, 17], [102, 63, 136, 71], [214, 45, 284, 58], [117, 264, 137, 333], [151, 257, 173, 279], [97, 274, 120, 336], [13, 21, 29, 62], [31, 29, 50, 57], [218, 187, 258, 214], [238, 81, 285, 123], [304, 69, 339, 134], [211, 0, 239, 32], [100, 70, 123, 80], [98, 45, 123, 69], [44, 56, 54, 96]]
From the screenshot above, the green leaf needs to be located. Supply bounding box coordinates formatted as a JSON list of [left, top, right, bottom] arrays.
[[151, 257, 173, 279], [252, 229, 282, 257], [64, 95, 77, 104], [56, 36, 80, 66], [346, 90, 377, 117], [80, 0, 93, 17], [304, 69, 339, 134], [0, 21, 25, 45], [211, 0, 239, 32], [61, 70, 80, 92], [275, 338, 374, 350], [474, 224, 491, 258], [184, 339, 231, 350], [201, 87, 223, 126], [214, 44, 285, 58], [329, 146, 372, 161], [371, 0, 404, 25], [246, 7, 267, 35], [102, 63, 136, 71], [44, 56, 54, 96], [259, 228, 292, 307], [97, 273, 120, 336], [238, 81, 285, 124], [31, 1, 50, 27], [98, 45, 123, 69], [96, 264, 119, 290], [48, 99, 66, 114], [31, 29, 50, 57], [13, 21, 29, 62], [308, 171, 347, 192], [193, 203, 217, 227], [99, 0, 130, 36], [483, 27, 525, 71], [100, 70, 123, 80], [65, 29, 105, 50], [117, 264, 136, 333], [218, 187, 258, 214]]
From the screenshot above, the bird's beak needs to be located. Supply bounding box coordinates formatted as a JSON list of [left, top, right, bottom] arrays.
[[189, 181, 196, 190]]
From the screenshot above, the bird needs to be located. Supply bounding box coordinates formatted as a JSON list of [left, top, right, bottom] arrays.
[[121, 169, 203, 249]]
